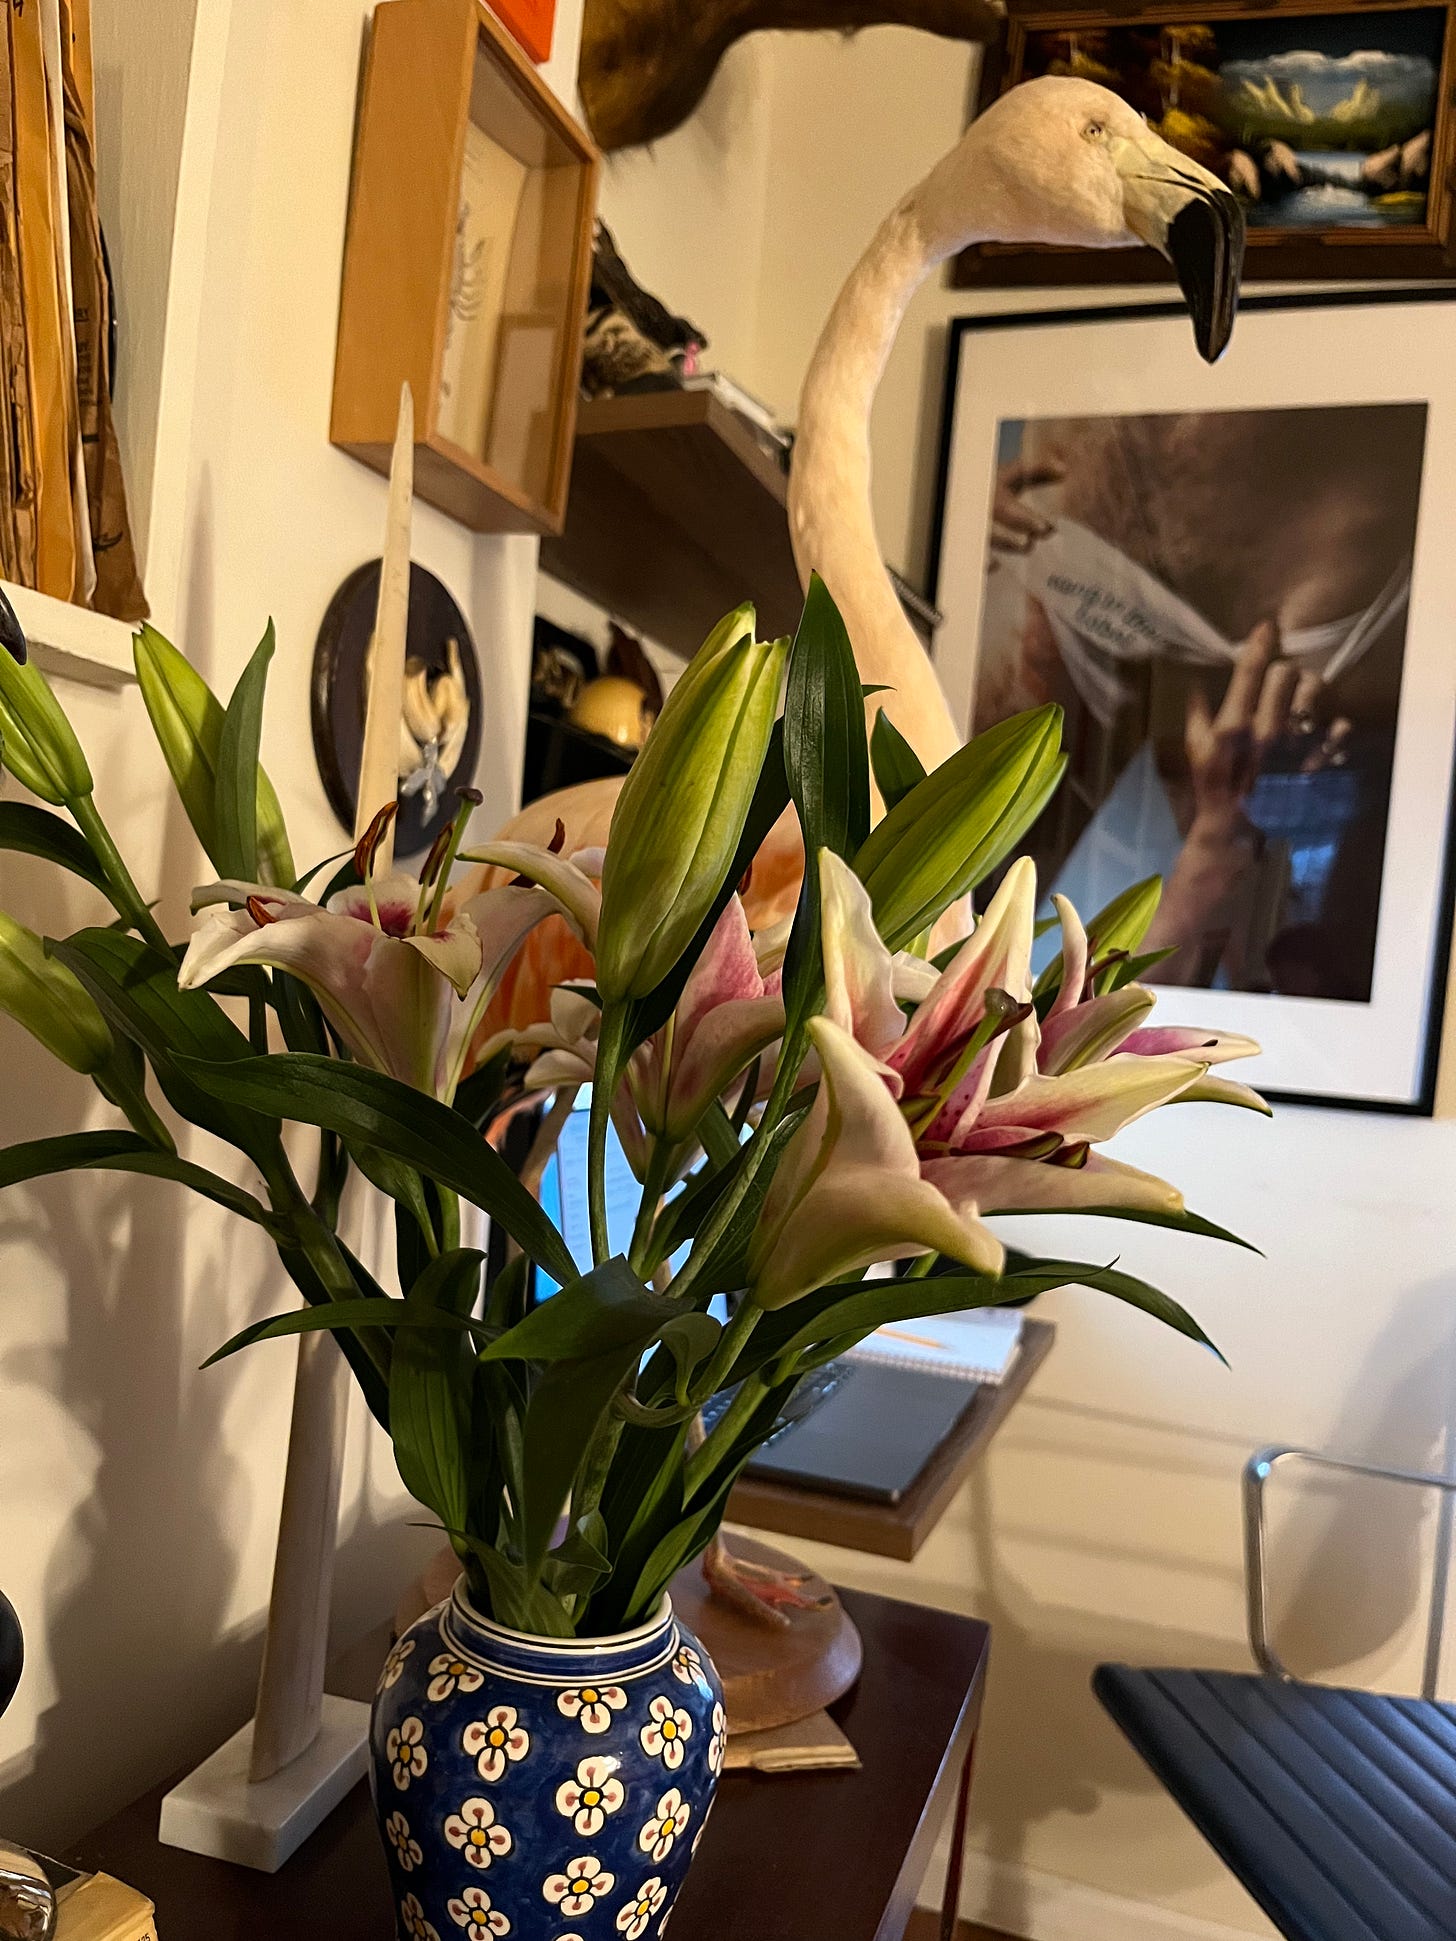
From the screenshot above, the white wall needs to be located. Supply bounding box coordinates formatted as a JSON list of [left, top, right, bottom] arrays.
[[0, 0, 584, 1848]]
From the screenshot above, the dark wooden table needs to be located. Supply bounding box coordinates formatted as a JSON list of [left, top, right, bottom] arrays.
[[727, 1321, 1055, 1561], [70, 1588, 988, 1941]]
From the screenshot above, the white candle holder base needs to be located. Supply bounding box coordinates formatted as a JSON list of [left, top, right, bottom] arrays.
[[158, 1695, 371, 1873]]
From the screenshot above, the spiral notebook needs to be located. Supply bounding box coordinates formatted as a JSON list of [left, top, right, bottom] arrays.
[[847, 1308, 1024, 1382]]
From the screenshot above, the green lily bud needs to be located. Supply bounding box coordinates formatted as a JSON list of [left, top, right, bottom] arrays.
[[0, 911, 112, 1072], [0, 648, 93, 804], [854, 705, 1065, 951], [134, 624, 295, 887], [596, 606, 788, 1004]]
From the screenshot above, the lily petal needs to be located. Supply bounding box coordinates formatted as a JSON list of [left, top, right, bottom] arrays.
[[1037, 985, 1156, 1076], [1173, 1072, 1271, 1114], [887, 856, 1035, 1096], [1119, 1025, 1261, 1066], [819, 850, 905, 1055], [462, 840, 601, 947], [1046, 894, 1088, 1021], [748, 1016, 1004, 1310], [972, 1054, 1207, 1144], [923, 1149, 1185, 1217]]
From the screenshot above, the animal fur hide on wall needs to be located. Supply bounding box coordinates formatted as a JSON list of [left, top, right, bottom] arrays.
[[579, 0, 1004, 151]]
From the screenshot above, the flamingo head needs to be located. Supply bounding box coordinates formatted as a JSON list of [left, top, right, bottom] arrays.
[[917, 76, 1244, 362]]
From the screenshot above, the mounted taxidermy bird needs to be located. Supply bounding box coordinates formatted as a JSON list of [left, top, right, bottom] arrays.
[[579, 0, 1005, 151], [458, 79, 1242, 1605]]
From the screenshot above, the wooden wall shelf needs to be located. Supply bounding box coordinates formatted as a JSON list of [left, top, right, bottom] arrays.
[[540, 389, 940, 659], [331, 0, 599, 537]]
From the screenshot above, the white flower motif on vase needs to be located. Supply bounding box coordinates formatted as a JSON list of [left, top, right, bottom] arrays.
[[400, 1892, 440, 1941], [555, 1684, 629, 1735], [542, 1855, 615, 1918], [555, 1754, 627, 1836], [706, 1702, 726, 1777], [379, 1637, 416, 1692], [462, 1706, 530, 1782], [385, 1810, 423, 1872], [427, 1652, 486, 1703], [637, 1787, 690, 1863], [615, 1877, 668, 1940], [639, 1695, 692, 1770], [443, 1796, 513, 1869], [446, 1884, 511, 1937], [387, 1717, 429, 1790], [669, 1645, 710, 1695]]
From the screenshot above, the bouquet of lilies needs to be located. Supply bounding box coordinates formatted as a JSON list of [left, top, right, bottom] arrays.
[[0, 579, 1263, 1638]]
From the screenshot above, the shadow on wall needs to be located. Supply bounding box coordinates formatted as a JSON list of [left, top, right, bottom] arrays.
[[942, 1273, 1456, 1933]]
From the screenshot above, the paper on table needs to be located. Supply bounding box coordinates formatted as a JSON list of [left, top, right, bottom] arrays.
[[723, 1710, 860, 1774], [848, 1306, 1022, 1382]]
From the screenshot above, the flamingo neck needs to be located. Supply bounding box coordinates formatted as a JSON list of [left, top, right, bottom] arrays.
[[790, 196, 985, 772]]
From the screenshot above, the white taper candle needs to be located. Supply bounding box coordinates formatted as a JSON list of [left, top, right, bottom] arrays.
[[355, 381, 414, 865]]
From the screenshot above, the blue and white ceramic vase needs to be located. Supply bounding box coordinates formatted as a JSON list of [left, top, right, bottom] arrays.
[[371, 1580, 725, 1941]]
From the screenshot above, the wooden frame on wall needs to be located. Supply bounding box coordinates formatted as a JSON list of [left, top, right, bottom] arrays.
[[955, 0, 1456, 288], [331, 0, 599, 537]]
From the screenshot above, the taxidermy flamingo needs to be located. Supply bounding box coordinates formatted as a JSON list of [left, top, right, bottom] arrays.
[[457, 76, 1242, 1622], [463, 77, 1243, 1034]]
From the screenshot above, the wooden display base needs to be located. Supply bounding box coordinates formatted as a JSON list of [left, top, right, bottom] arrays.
[[670, 1533, 862, 1735]]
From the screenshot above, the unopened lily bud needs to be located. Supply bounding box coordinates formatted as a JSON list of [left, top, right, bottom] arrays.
[[0, 911, 112, 1072], [0, 649, 92, 804], [596, 606, 788, 1004], [855, 705, 1065, 952], [133, 625, 295, 887]]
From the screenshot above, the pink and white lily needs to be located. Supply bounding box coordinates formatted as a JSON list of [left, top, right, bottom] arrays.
[[179, 835, 602, 1103], [507, 894, 786, 1180], [801, 849, 1263, 1235], [632, 895, 785, 1145], [747, 1013, 1005, 1309]]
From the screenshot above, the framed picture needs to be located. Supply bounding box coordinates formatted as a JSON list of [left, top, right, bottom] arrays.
[[955, 0, 1456, 286], [928, 289, 1456, 1111]]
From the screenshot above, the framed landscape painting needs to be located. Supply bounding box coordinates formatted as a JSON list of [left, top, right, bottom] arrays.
[[928, 290, 1456, 1110], [955, 0, 1456, 285]]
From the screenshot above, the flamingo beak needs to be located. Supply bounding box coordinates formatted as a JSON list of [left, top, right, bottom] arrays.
[[0, 588, 25, 663], [1118, 141, 1246, 363]]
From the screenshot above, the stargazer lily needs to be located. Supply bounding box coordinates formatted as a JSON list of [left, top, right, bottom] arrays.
[[813, 848, 1264, 1225], [179, 812, 601, 1103], [509, 895, 786, 1180], [633, 895, 785, 1145], [747, 1014, 1005, 1310]]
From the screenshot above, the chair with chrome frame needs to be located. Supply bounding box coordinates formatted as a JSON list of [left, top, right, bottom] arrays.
[[1094, 1446, 1456, 1941]]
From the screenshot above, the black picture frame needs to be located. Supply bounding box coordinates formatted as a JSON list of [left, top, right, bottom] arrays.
[[928, 287, 1456, 1114]]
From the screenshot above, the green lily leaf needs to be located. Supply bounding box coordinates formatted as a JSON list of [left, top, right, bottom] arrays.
[[0, 1129, 272, 1226], [177, 1052, 578, 1285], [994, 1200, 1259, 1252], [201, 1295, 497, 1368], [49, 928, 279, 1162], [477, 1256, 675, 1365], [390, 1250, 483, 1533], [869, 708, 927, 813], [0, 800, 109, 894], [780, 573, 872, 1042], [214, 622, 275, 883]]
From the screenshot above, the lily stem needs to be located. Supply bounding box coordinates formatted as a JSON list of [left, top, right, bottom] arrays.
[[71, 793, 171, 954], [683, 1367, 769, 1502]]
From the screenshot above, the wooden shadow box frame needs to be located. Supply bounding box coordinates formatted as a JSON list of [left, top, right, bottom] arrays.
[[955, 0, 1456, 288], [331, 0, 599, 535]]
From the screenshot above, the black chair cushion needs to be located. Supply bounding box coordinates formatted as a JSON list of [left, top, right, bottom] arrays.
[[1094, 1665, 1456, 1941]]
